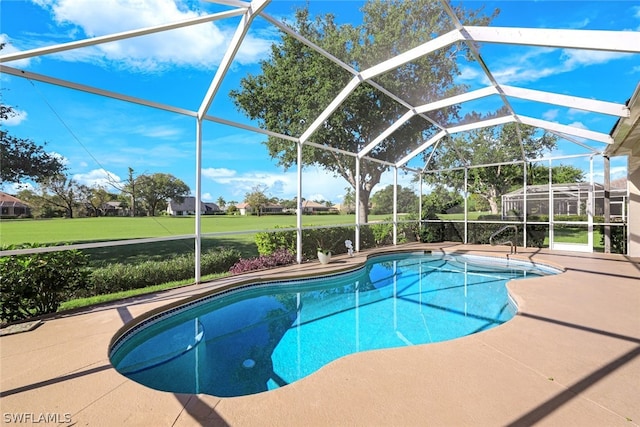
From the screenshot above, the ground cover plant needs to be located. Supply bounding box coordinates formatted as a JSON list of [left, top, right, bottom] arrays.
[[0, 244, 89, 322]]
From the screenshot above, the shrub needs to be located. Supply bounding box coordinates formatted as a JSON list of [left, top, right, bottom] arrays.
[[87, 247, 241, 295], [597, 221, 627, 254], [229, 248, 297, 274], [255, 226, 296, 255], [256, 226, 373, 259], [371, 219, 394, 246], [0, 244, 90, 323]]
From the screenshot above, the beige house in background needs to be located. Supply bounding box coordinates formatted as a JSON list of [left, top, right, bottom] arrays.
[[0, 192, 30, 218]]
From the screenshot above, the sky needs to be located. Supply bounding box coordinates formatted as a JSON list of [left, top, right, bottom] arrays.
[[1, 0, 639, 205]]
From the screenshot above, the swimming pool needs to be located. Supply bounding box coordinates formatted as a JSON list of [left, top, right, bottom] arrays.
[[109, 252, 560, 398]]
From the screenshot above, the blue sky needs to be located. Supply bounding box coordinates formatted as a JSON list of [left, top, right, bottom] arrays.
[[1, 0, 639, 204]]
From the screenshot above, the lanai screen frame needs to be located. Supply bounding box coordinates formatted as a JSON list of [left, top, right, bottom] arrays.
[[1, 0, 638, 281]]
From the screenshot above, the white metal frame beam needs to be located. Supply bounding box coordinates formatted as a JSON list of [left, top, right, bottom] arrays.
[[299, 75, 362, 144], [415, 86, 498, 114], [501, 85, 630, 117], [198, 0, 270, 119], [1, 65, 299, 144], [464, 26, 640, 53], [396, 130, 447, 168], [360, 30, 464, 80], [0, 9, 246, 64], [518, 116, 613, 144], [0, 65, 196, 117], [447, 115, 515, 134], [358, 110, 416, 158], [203, 0, 251, 7]]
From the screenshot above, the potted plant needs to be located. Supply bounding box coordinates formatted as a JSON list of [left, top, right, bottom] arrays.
[[316, 236, 333, 264]]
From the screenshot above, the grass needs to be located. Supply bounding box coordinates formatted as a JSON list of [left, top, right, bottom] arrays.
[[0, 214, 395, 245], [58, 272, 229, 311], [0, 214, 399, 266]]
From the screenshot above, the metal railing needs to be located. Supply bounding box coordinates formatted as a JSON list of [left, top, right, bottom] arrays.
[[490, 225, 518, 254]]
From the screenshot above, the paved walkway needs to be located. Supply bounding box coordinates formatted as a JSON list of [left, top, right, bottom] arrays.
[[1, 244, 639, 426]]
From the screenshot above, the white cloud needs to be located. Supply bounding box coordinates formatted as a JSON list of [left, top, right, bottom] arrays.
[[72, 168, 122, 187], [560, 49, 629, 69], [50, 151, 69, 166], [133, 124, 182, 139], [457, 65, 485, 83], [0, 34, 33, 68], [0, 106, 28, 126], [202, 166, 350, 203], [30, 0, 276, 72], [202, 167, 236, 179], [569, 18, 590, 29], [542, 109, 559, 121], [488, 46, 631, 86], [0, 182, 36, 194], [591, 165, 628, 183], [567, 121, 588, 130]]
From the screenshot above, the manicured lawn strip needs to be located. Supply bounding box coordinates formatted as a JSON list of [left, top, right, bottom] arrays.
[[58, 272, 229, 311], [0, 214, 394, 266], [0, 214, 394, 246]]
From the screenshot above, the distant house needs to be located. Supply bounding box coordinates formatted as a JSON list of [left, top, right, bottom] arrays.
[[235, 202, 252, 216], [102, 201, 126, 216], [301, 200, 331, 214], [501, 182, 627, 219], [167, 197, 221, 216], [262, 203, 284, 214], [234, 202, 283, 215], [0, 192, 31, 218]]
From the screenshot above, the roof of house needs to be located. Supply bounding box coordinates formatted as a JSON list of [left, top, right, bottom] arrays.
[[0, 191, 29, 207], [504, 181, 628, 196], [301, 200, 329, 209], [168, 197, 220, 212]]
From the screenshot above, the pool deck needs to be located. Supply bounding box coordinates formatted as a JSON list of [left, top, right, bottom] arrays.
[[1, 243, 639, 426]]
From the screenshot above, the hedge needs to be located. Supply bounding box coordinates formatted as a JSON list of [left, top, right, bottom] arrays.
[[1, 246, 241, 323]]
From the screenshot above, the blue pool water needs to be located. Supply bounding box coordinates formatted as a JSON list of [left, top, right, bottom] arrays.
[[109, 252, 559, 397]]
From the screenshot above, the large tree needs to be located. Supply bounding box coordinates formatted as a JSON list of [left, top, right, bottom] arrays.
[[81, 185, 114, 217], [117, 167, 140, 217], [136, 173, 190, 216], [230, 1, 496, 223], [38, 174, 83, 218], [244, 185, 269, 216], [1, 102, 66, 184], [371, 184, 419, 214], [529, 163, 585, 185], [424, 108, 558, 214]]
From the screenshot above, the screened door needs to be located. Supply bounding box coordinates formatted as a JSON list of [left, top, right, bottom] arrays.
[[550, 184, 593, 252]]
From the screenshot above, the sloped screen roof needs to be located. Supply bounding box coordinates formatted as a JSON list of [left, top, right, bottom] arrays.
[[1, 0, 638, 174]]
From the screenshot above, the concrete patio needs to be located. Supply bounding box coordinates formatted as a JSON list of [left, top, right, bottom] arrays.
[[1, 243, 639, 426]]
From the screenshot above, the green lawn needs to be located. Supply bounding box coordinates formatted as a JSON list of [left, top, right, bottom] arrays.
[[0, 214, 396, 264], [0, 214, 609, 263], [0, 214, 390, 245]]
